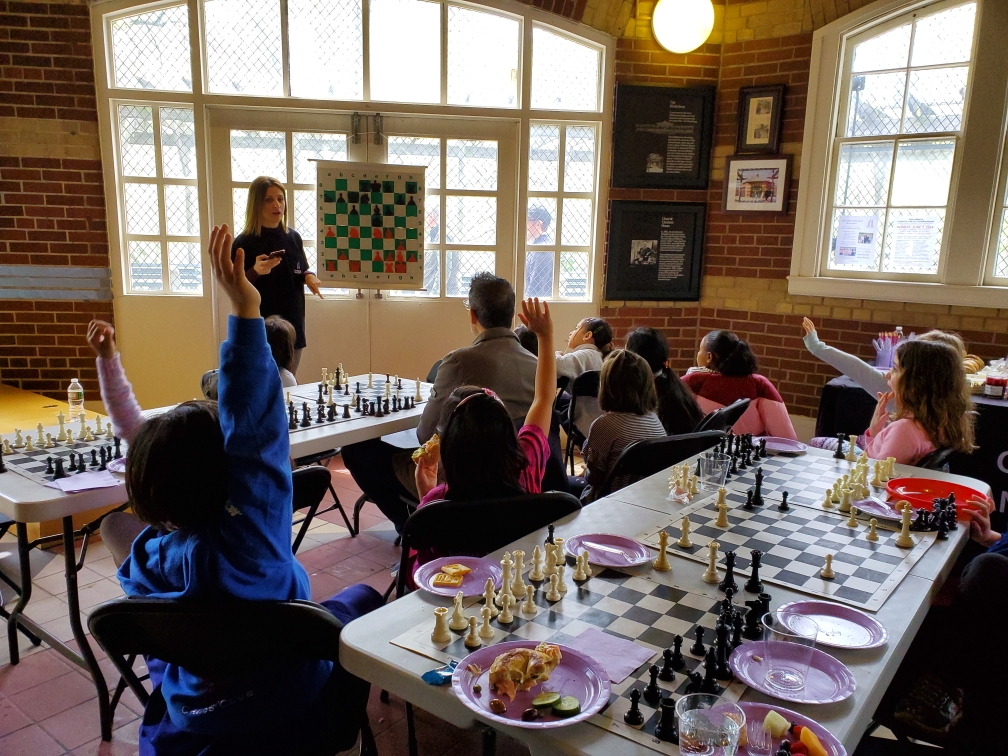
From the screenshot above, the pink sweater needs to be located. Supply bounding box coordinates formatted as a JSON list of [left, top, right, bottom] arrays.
[[96, 354, 144, 444], [864, 418, 936, 466]]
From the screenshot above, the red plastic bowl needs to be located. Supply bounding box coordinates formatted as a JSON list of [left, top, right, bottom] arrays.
[[885, 477, 986, 519]]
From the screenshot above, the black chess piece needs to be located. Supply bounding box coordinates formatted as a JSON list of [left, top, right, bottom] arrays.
[[753, 467, 764, 506], [947, 503, 958, 530], [356, 381, 361, 394], [375, 401, 384, 418], [383, 398, 390, 414], [726, 431, 734, 455], [654, 696, 678, 743], [718, 550, 738, 593], [729, 454, 739, 475], [759, 438, 767, 458], [354, 395, 361, 412], [699, 646, 722, 694], [779, 490, 790, 511], [546, 524, 555, 547], [45, 456, 54, 475], [689, 626, 706, 657], [834, 433, 846, 459], [720, 587, 735, 623], [300, 402, 312, 428], [745, 550, 764, 593], [715, 621, 732, 680], [659, 648, 675, 682], [98, 447, 107, 471], [344, 382, 350, 396], [327, 404, 336, 422], [68, 453, 78, 472], [53, 458, 66, 479], [76, 453, 88, 473], [912, 508, 929, 532], [743, 593, 771, 640], [317, 384, 325, 405], [937, 516, 948, 540], [744, 489, 754, 510], [369, 401, 376, 415], [289, 403, 297, 430], [343, 404, 351, 419], [670, 635, 685, 670], [90, 449, 98, 467], [623, 689, 644, 727], [317, 405, 325, 423], [732, 612, 744, 649], [683, 669, 703, 694], [643, 664, 662, 705]]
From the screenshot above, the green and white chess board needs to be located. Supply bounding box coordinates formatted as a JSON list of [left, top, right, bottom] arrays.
[[316, 161, 426, 289]]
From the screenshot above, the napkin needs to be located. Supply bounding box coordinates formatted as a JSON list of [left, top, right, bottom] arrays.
[[44, 470, 121, 493], [574, 627, 656, 684]]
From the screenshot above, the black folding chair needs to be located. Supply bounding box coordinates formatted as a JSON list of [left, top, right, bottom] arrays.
[[594, 430, 725, 498], [693, 398, 751, 432], [564, 370, 600, 474], [426, 359, 442, 384], [917, 448, 955, 472], [88, 598, 377, 756], [292, 466, 355, 551]]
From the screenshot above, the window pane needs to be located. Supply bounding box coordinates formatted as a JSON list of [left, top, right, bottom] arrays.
[[118, 105, 155, 177], [889, 139, 954, 207], [233, 188, 248, 226], [559, 251, 589, 299], [846, 72, 905, 137], [445, 251, 495, 296], [834, 142, 893, 207], [124, 183, 161, 234], [994, 211, 1008, 278], [388, 137, 441, 190], [560, 198, 592, 246], [447, 140, 497, 191], [564, 126, 596, 192], [827, 208, 885, 271], [426, 198, 441, 244], [111, 5, 192, 91], [168, 242, 202, 293], [160, 107, 196, 179], [445, 196, 496, 244], [447, 6, 519, 108], [205, 0, 283, 95], [303, 243, 317, 278], [389, 249, 439, 296], [526, 198, 556, 245], [369, 0, 440, 104], [293, 132, 348, 184], [911, 3, 976, 67], [528, 125, 559, 192], [851, 24, 910, 73], [230, 130, 287, 182], [882, 209, 944, 274], [531, 28, 599, 111], [524, 251, 553, 298], [288, 0, 363, 100], [903, 67, 967, 134], [294, 189, 317, 239], [164, 185, 200, 235], [128, 241, 164, 291]]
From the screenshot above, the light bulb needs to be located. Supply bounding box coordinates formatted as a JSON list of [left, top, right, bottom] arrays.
[[651, 0, 715, 54]]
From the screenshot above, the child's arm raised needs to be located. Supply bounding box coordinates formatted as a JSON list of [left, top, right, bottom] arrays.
[[518, 298, 555, 436], [87, 319, 144, 444]]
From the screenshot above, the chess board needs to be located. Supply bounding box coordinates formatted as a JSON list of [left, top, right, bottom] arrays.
[[638, 488, 936, 611], [1, 416, 124, 486], [316, 162, 425, 289], [285, 375, 430, 434], [392, 569, 746, 755]]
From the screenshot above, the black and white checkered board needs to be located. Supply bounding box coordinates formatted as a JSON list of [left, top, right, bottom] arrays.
[[284, 376, 430, 434], [639, 489, 934, 611], [392, 569, 745, 755], [1, 431, 124, 486]]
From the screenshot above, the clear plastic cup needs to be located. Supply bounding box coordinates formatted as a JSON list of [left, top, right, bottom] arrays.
[[675, 693, 745, 756], [761, 611, 818, 693], [699, 452, 730, 491], [746, 718, 774, 756]]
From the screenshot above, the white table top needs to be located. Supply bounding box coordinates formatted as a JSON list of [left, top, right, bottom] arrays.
[[339, 449, 983, 756]]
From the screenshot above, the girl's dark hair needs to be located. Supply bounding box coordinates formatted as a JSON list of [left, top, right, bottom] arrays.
[[264, 315, 295, 372], [598, 349, 658, 415], [125, 401, 228, 531], [584, 318, 614, 356], [437, 386, 527, 501], [704, 330, 757, 377], [514, 325, 538, 356], [626, 327, 704, 434]]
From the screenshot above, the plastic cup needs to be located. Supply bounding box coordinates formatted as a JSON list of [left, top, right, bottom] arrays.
[[746, 718, 774, 756], [699, 453, 730, 491], [762, 611, 818, 693], [675, 693, 745, 756]]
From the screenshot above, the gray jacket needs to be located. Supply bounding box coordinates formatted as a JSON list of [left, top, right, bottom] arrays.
[[417, 327, 537, 442]]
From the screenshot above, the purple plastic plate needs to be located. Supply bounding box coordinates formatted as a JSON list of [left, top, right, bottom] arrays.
[[452, 641, 610, 729], [777, 601, 888, 650], [564, 533, 652, 569], [107, 458, 126, 474], [755, 436, 808, 455], [851, 496, 903, 522], [414, 556, 502, 598], [737, 703, 847, 756], [729, 641, 856, 704]]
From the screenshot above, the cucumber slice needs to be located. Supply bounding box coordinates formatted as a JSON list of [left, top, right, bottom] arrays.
[[552, 695, 581, 718], [531, 692, 560, 710]]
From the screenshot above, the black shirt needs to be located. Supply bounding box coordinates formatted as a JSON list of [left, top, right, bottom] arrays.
[[231, 226, 312, 349]]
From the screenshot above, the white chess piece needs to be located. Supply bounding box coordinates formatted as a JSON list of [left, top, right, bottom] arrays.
[[544, 543, 557, 577], [464, 616, 482, 648], [529, 545, 544, 581], [66, 429, 74, 444], [831, 481, 841, 503], [84, 427, 94, 442], [702, 541, 720, 584], [415, 378, 422, 402], [885, 457, 896, 480], [44, 432, 53, 449], [79, 412, 87, 437], [482, 578, 499, 618], [522, 584, 536, 615], [653, 530, 671, 572], [688, 475, 699, 495], [385, 380, 391, 399], [895, 504, 914, 549], [56, 410, 66, 441], [839, 488, 852, 514], [286, 391, 291, 406], [572, 554, 587, 582], [105, 422, 113, 438], [497, 554, 514, 607], [823, 488, 835, 509], [845, 435, 857, 462], [12, 429, 23, 449], [553, 537, 564, 560], [368, 372, 373, 388], [24, 436, 33, 452], [580, 549, 592, 578], [431, 606, 451, 644], [449, 590, 468, 631], [820, 554, 835, 580], [92, 413, 102, 435], [479, 606, 495, 639], [545, 574, 561, 602], [846, 506, 859, 528], [866, 518, 879, 542], [556, 563, 568, 595], [716, 486, 727, 508], [2, 439, 9, 455], [511, 550, 526, 596], [677, 516, 693, 548], [36, 423, 44, 445], [498, 593, 515, 624], [322, 367, 328, 384], [871, 461, 882, 488]]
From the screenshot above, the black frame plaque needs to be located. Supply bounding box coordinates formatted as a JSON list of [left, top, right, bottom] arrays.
[[736, 84, 786, 154], [604, 201, 706, 301], [611, 83, 716, 190]]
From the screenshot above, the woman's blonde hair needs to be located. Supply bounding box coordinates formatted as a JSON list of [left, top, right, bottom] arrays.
[[243, 176, 287, 236]]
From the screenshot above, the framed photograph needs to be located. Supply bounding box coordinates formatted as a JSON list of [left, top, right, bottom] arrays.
[[604, 201, 706, 301], [736, 84, 785, 154], [611, 83, 717, 190], [722, 155, 792, 215]]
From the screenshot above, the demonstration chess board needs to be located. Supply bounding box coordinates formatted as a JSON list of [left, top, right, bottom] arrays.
[[317, 162, 425, 289], [392, 569, 746, 755], [638, 488, 936, 611], [1, 417, 124, 486], [723, 452, 884, 509], [285, 375, 431, 433]]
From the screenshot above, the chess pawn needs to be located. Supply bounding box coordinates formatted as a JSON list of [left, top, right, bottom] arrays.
[[677, 516, 692, 548], [847, 506, 859, 528], [823, 488, 835, 509], [702, 541, 720, 584], [529, 545, 544, 581], [84, 427, 94, 442], [2, 439, 9, 455], [449, 590, 468, 631], [688, 474, 699, 495], [464, 616, 482, 648], [866, 518, 879, 542], [832, 481, 841, 503], [497, 553, 513, 607], [580, 549, 593, 578], [653, 530, 671, 572], [44, 432, 53, 449], [839, 488, 852, 513], [556, 562, 568, 595], [545, 574, 561, 602], [56, 411, 66, 441], [572, 554, 587, 582], [820, 553, 836, 580], [871, 461, 883, 487], [521, 585, 536, 615], [23, 436, 33, 452], [479, 606, 496, 639], [431, 606, 451, 644], [482, 578, 499, 619], [66, 429, 74, 444], [498, 592, 515, 624]]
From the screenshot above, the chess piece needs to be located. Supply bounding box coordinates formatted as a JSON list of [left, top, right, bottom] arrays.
[[12, 429, 23, 449], [653, 530, 671, 571], [820, 554, 835, 580], [69, 452, 78, 472], [45, 456, 53, 475], [449, 591, 468, 631], [745, 550, 763, 593], [715, 621, 732, 680], [431, 606, 451, 643], [823, 487, 835, 509], [847, 506, 859, 528], [556, 562, 568, 595], [464, 616, 482, 648], [688, 474, 699, 495], [752, 467, 764, 506], [544, 543, 557, 578], [743, 593, 770, 640], [715, 498, 729, 528], [483, 578, 499, 619], [113, 437, 122, 459], [643, 665, 662, 705], [56, 410, 66, 441], [654, 696, 679, 743], [521, 585, 536, 615], [779, 490, 790, 511], [35, 422, 44, 446], [498, 593, 515, 624], [718, 550, 738, 593], [546, 524, 555, 547], [886, 456, 896, 480], [677, 516, 692, 548], [53, 457, 66, 480], [529, 545, 544, 581], [2, 439, 9, 455], [744, 489, 754, 510], [659, 648, 675, 682], [833, 433, 846, 459], [545, 574, 561, 602], [839, 487, 852, 514], [479, 606, 496, 639], [497, 553, 512, 607], [702, 541, 720, 584], [845, 434, 857, 462], [24, 436, 33, 452], [79, 412, 87, 437], [872, 460, 883, 487], [415, 378, 422, 402], [895, 505, 914, 548], [670, 635, 686, 670], [690, 626, 706, 657], [553, 537, 564, 561], [700, 646, 722, 694], [572, 554, 587, 582], [90, 449, 98, 467], [65, 429, 74, 444], [368, 372, 373, 388], [866, 518, 879, 542], [511, 550, 526, 596], [731, 613, 744, 649], [581, 549, 593, 578], [623, 689, 645, 727], [83, 427, 94, 442]]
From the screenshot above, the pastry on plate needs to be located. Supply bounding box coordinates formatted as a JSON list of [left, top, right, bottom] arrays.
[[488, 643, 562, 700]]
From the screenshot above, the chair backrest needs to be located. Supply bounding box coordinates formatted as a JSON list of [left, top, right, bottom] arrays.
[[694, 398, 751, 432], [426, 359, 442, 384], [596, 430, 725, 497], [291, 465, 332, 514], [567, 370, 600, 440], [200, 369, 219, 401], [396, 492, 581, 596], [917, 447, 954, 472]]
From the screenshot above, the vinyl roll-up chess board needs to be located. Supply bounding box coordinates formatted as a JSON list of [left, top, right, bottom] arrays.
[[1, 415, 124, 486]]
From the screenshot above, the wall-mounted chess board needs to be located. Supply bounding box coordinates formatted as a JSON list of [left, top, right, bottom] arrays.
[[1, 415, 124, 486]]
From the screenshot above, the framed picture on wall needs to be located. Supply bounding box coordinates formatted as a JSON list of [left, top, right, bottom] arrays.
[[604, 201, 706, 301], [722, 154, 792, 214], [736, 84, 786, 154]]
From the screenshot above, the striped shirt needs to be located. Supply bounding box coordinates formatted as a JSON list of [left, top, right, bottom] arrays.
[[583, 411, 666, 500]]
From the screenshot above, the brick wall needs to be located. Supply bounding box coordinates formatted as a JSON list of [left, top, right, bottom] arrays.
[[0, 0, 112, 400]]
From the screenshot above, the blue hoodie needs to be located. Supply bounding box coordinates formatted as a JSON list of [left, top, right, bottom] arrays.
[[117, 316, 329, 734]]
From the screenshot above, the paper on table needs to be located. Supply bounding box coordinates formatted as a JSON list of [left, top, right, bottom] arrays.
[[44, 470, 121, 493], [574, 627, 656, 685]]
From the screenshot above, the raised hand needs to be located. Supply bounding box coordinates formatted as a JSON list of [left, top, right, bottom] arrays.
[[802, 317, 816, 336], [209, 224, 261, 319], [86, 319, 116, 360], [517, 297, 552, 341]]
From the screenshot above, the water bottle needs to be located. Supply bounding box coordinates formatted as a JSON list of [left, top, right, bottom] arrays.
[[67, 377, 84, 420], [895, 326, 904, 342]]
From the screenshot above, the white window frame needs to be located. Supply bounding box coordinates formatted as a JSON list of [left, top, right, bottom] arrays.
[[790, 0, 1008, 307]]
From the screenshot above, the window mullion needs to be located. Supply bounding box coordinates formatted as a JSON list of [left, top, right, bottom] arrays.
[[554, 124, 566, 298], [440, 1, 448, 107], [152, 105, 169, 289], [362, 0, 371, 101], [280, 0, 291, 98]]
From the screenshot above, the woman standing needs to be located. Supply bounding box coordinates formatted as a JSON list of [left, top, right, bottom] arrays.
[[231, 176, 323, 374]]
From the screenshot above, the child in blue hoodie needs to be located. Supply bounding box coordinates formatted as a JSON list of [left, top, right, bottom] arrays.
[[98, 225, 382, 754]]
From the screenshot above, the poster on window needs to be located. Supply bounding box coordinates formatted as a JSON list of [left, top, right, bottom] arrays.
[[890, 217, 938, 270], [605, 201, 705, 301], [315, 161, 426, 290], [834, 215, 878, 266]]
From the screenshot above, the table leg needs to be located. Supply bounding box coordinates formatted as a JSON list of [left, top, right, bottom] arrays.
[[6, 522, 33, 664]]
